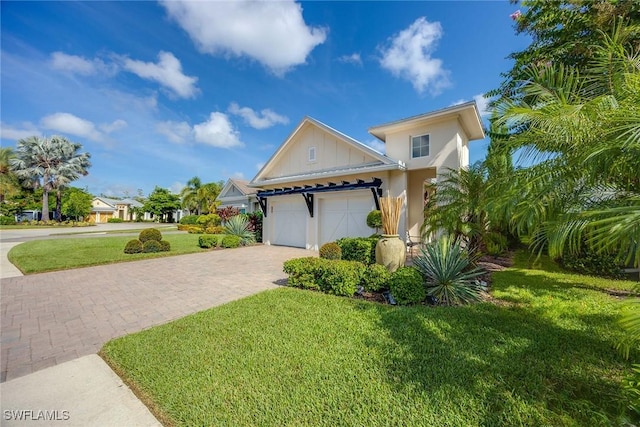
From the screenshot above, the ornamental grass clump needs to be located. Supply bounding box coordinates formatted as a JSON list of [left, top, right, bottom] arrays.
[[413, 236, 485, 306], [223, 215, 256, 246]]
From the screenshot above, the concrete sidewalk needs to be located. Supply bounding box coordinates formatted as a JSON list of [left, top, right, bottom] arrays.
[[0, 355, 160, 426]]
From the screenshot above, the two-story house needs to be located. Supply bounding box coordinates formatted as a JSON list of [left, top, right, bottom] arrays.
[[249, 101, 484, 250]]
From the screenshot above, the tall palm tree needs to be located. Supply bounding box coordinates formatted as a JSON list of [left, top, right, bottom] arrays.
[[10, 136, 91, 221], [0, 147, 21, 203], [180, 176, 202, 215]]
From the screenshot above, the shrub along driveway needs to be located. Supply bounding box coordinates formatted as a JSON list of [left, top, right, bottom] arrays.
[[0, 245, 311, 382]]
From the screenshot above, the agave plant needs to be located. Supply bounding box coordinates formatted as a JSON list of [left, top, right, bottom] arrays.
[[223, 215, 256, 246], [413, 236, 485, 306]]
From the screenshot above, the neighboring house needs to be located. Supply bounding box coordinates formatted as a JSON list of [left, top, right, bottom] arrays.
[[89, 197, 146, 223], [217, 178, 259, 214], [249, 101, 484, 250]]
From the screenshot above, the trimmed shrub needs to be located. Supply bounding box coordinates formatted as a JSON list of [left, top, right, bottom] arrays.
[[319, 242, 342, 260], [366, 210, 382, 230], [559, 248, 625, 279], [336, 237, 378, 265], [159, 240, 171, 252], [179, 215, 199, 225], [361, 263, 391, 292], [142, 240, 163, 253], [283, 257, 323, 290], [139, 228, 162, 243], [319, 260, 365, 297], [222, 235, 241, 248], [205, 225, 225, 234], [124, 239, 143, 254], [199, 235, 217, 248], [388, 267, 426, 305], [0, 216, 16, 225], [107, 218, 124, 223], [197, 213, 221, 228]]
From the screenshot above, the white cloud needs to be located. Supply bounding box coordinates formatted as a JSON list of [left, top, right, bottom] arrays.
[[50, 51, 112, 75], [100, 119, 128, 133], [193, 113, 243, 148], [121, 51, 199, 99], [365, 139, 386, 154], [451, 93, 491, 117], [156, 120, 192, 144], [228, 103, 289, 129], [40, 112, 103, 141], [338, 53, 362, 66], [0, 122, 40, 140], [160, 0, 327, 75], [169, 181, 185, 194], [231, 172, 245, 180], [379, 17, 450, 94]]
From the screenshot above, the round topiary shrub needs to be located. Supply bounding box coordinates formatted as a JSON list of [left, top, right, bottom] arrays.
[[139, 228, 162, 243], [222, 235, 241, 248], [142, 240, 163, 253], [388, 267, 426, 305], [124, 239, 143, 254], [159, 240, 171, 252], [366, 210, 382, 230], [319, 242, 342, 260], [361, 263, 391, 292]]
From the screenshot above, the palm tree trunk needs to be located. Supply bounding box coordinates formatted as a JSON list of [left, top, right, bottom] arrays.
[[41, 189, 49, 221], [55, 188, 62, 222]]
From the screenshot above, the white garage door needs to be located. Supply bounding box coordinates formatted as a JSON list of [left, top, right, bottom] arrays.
[[271, 197, 307, 248], [318, 193, 375, 246]]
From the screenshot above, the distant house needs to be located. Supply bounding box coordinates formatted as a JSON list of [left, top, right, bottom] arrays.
[[217, 178, 259, 214], [89, 197, 146, 223], [249, 102, 485, 250]]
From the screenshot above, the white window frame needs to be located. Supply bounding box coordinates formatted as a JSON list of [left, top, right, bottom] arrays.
[[308, 146, 317, 162], [411, 134, 430, 158]]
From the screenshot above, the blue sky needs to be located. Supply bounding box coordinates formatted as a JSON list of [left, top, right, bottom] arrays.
[[1, 1, 529, 197]]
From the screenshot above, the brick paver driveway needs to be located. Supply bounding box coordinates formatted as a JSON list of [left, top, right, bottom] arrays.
[[0, 245, 311, 382]]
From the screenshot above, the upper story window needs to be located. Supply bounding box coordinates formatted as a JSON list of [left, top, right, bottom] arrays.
[[411, 134, 430, 158], [308, 146, 317, 162]]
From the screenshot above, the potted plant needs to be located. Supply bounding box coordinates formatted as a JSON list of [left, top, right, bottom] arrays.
[[375, 195, 406, 272]]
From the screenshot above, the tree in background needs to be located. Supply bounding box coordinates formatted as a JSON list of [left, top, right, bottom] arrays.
[[61, 187, 93, 221], [10, 136, 91, 221], [0, 147, 21, 203], [180, 177, 224, 214], [144, 186, 181, 223]]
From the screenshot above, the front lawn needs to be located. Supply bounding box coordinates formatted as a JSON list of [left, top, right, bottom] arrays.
[[7, 233, 207, 274], [101, 254, 639, 426]]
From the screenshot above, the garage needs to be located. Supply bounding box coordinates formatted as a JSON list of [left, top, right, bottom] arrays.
[[318, 193, 376, 246], [269, 196, 307, 248]]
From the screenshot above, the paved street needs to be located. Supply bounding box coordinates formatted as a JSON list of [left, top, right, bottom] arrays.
[[0, 245, 311, 382]]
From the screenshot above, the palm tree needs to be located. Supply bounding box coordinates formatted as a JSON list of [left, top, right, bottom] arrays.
[[180, 176, 202, 214], [0, 147, 21, 203], [10, 136, 91, 221]]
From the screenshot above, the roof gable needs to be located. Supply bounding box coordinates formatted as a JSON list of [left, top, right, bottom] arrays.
[[219, 179, 257, 199], [251, 117, 396, 186]]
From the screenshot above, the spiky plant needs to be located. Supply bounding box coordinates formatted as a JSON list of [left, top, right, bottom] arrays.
[[413, 236, 485, 306], [223, 215, 256, 246]]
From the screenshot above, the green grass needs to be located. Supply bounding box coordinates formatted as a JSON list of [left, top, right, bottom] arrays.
[[101, 252, 639, 426], [8, 234, 206, 274]]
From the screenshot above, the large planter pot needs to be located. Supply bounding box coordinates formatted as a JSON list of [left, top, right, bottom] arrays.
[[375, 234, 406, 273]]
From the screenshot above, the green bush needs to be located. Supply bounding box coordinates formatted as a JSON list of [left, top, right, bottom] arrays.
[[319, 242, 342, 260], [283, 257, 365, 296], [336, 237, 378, 265], [159, 240, 171, 252], [361, 263, 391, 292], [283, 257, 323, 290], [197, 213, 221, 228], [198, 235, 218, 248], [179, 215, 199, 225], [107, 218, 124, 223], [388, 267, 426, 305], [366, 210, 382, 230], [485, 232, 508, 256], [142, 240, 163, 253], [139, 228, 162, 243], [222, 235, 241, 248], [0, 216, 16, 225], [205, 225, 225, 234], [559, 248, 625, 279], [124, 239, 143, 254], [319, 260, 365, 296], [413, 237, 485, 306]]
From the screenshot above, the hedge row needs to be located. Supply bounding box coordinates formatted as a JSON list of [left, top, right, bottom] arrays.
[[198, 234, 241, 249]]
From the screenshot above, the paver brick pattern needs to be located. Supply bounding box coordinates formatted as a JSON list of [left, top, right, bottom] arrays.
[[1, 245, 311, 382]]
